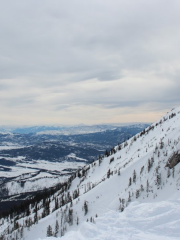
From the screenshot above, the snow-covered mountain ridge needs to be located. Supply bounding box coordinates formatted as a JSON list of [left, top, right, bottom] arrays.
[[0, 124, 148, 135], [1, 107, 180, 240]]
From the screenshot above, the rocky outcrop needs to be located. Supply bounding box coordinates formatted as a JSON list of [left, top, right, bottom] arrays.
[[166, 151, 180, 169]]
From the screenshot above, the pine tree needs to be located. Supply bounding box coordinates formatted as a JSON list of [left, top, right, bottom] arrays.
[[172, 167, 175, 178], [76, 217, 79, 225], [43, 199, 50, 217], [119, 198, 125, 212], [128, 191, 131, 202], [133, 170, 136, 183], [105, 150, 109, 157], [15, 232, 18, 240], [141, 184, 144, 191], [107, 169, 111, 178], [70, 199, 73, 207], [148, 159, 151, 172], [136, 189, 140, 198], [146, 180, 149, 193], [167, 168, 171, 178], [34, 203, 38, 224], [118, 144, 121, 151], [55, 197, 59, 210], [47, 225, 53, 237], [151, 157, 154, 166], [20, 227, 24, 239], [156, 166, 161, 188], [84, 201, 88, 215], [54, 220, 59, 237], [159, 140, 164, 149], [156, 172, 161, 188], [26, 206, 30, 217], [61, 228, 64, 237], [68, 209, 73, 225], [140, 166, 144, 174]]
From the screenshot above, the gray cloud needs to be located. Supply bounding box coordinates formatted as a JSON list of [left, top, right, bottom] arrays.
[[0, 0, 180, 125]]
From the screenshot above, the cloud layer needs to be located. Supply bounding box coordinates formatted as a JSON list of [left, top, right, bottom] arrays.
[[0, 0, 180, 125]]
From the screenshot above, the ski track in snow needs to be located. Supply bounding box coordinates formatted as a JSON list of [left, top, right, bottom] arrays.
[[38, 200, 180, 240]]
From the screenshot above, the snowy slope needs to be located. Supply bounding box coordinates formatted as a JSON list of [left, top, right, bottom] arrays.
[[59, 200, 180, 240], [1, 107, 180, 240]]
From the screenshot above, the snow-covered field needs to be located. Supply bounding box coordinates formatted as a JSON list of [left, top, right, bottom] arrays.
[[0, 143, 24, 150], [0, 160, 86, 195]]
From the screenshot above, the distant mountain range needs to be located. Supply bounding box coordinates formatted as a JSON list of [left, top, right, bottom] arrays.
[[0, 123, 150, 135]]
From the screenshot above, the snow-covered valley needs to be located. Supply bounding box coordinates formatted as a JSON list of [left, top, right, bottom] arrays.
[[0, 124, 146, 200]]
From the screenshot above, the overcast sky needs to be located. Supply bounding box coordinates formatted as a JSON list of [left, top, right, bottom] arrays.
[[0, 0, 180, 126]]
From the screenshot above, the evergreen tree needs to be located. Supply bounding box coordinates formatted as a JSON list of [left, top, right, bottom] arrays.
[[68, 209, 73, 225], [133, 170, 136, 183], [172, 167, 175, 178], [119, 198, 125, 212], [148, 159, 151, 172], [34, 203, 38, 224], [167, 168, 171, 178], [107, 169, 111, 178], [26, 206, 30, 217], [61, 228, 64, 237], [159, 140, 164, 149], [15, 232, 18, 240], [54, 220, 59, 237], [128, 191, 131, 202], [118, 144, 121, 151], [146, 180, 149, 193], [84, 201, 88, 215], [156, 172, 161, 187], [46, 225, 53, 237], [156, 166, 161, 188], [105, 150, 109, 157], [55, 197, 59, 210], [140, 166, 144, 174], [76, 217, 79, 225], [141, 184, 144, 191], [20, 227, 24, 239], [136, 189, 140, 198]]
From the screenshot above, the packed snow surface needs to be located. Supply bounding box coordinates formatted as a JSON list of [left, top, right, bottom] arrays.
[[38, 199, 180, 240]]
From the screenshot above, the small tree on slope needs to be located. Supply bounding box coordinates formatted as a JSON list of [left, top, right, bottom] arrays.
[[47, 225, 53, 237]]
